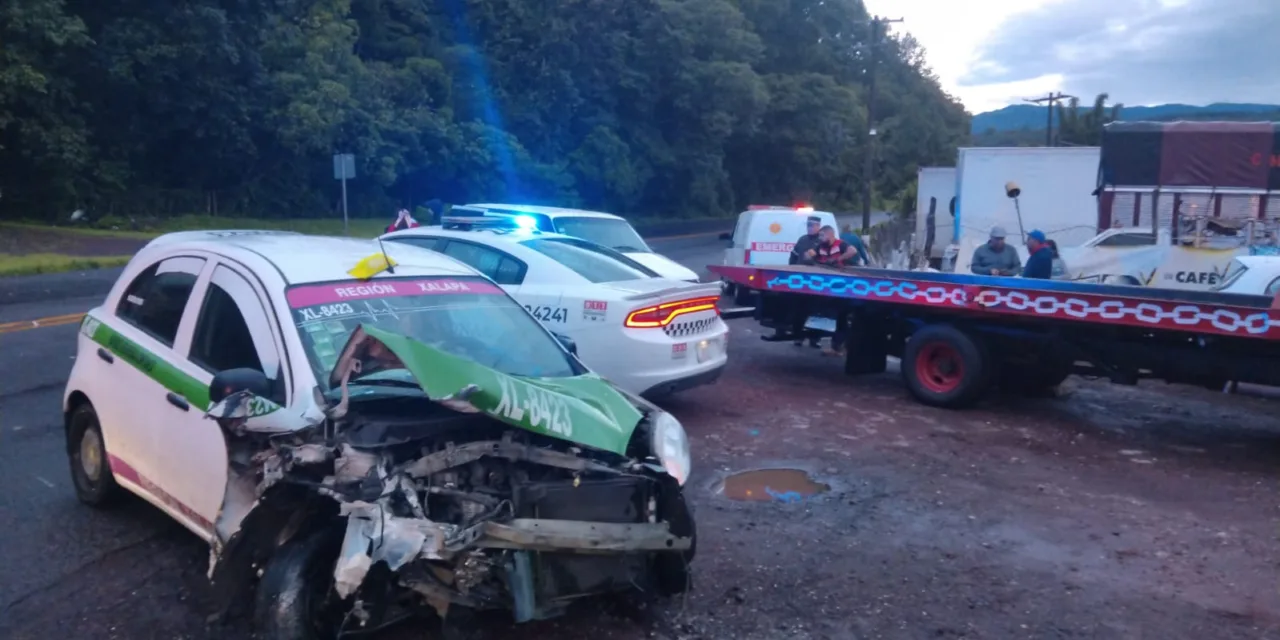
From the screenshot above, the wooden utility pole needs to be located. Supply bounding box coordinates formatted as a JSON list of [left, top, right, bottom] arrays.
[[1024, 92, 1075, 146], [861, 15, 903, 233]]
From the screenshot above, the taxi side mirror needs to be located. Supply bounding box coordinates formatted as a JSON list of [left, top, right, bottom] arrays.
[[718, 232, 731, 241], [209, 368, 272, 404]]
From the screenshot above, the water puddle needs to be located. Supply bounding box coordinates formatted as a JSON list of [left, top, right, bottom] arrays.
[[722, 468, 829, 503]]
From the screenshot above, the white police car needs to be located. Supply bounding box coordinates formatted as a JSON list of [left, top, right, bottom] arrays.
[[62, 230, 696, 637], [382, 215, 729, 397], [464, 203, 701, 282]]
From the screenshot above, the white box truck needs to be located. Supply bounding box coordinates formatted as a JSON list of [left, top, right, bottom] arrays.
[[948, 146, 1101, 274], [913, 167, 956, 267]]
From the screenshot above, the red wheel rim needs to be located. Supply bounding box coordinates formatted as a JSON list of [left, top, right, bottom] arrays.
[[915, 342, 964, 394]]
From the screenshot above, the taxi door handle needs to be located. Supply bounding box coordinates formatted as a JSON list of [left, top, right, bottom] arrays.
[[166, 392, 190, 412], [97, 348, 114, 364]]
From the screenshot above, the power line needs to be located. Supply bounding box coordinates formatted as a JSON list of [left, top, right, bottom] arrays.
[[861, 15, 903, 233], [1024, 91, 1076, 146]]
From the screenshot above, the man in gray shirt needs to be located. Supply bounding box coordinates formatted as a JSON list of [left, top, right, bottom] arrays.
[[970, 226, 1022, 276]]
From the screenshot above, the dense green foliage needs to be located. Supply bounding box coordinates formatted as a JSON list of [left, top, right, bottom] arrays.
[[0, 0, 967, 223]]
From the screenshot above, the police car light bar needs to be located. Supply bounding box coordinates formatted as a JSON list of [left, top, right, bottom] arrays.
[[440, 212, 539, 231]]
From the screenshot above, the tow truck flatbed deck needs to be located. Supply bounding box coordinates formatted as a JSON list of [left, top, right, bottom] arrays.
[[711, 264, 1280, 341], [711, 263, 1280, 408]]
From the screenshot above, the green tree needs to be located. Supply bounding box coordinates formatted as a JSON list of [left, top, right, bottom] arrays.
[[0, 0, 971, 224], [1056, 92, 1123, 146], [0, 0, 90, 212]]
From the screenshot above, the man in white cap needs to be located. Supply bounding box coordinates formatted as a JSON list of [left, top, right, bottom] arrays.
[[970, 225, 1022, 276]]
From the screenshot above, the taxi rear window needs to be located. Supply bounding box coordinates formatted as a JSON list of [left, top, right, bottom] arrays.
[[521, 238, 658, 283]]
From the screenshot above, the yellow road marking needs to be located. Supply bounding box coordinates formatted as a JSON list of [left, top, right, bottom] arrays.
[[0, 312, 86, 335]]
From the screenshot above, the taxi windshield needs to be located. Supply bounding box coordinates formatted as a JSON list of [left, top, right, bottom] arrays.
[[552, 217, 651, 253], [286, 276, 582, 388]]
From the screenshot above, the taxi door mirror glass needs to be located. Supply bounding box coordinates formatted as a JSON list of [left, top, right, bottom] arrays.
[[209, 368, 271, 404]]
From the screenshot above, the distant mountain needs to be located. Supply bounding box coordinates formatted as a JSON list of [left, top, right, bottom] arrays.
[[971, 102, 1280, 133]]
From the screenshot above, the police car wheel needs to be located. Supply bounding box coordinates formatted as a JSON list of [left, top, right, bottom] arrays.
[[67, 403, 125, 506]]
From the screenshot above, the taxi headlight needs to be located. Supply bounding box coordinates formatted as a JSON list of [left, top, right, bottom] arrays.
[[650, 412, 691, 486]]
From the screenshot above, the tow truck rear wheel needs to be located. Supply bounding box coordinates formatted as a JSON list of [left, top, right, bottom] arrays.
[[901, 324, 991, 409]]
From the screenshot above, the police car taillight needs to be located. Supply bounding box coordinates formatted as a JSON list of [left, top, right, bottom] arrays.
[[624, 296, 720, 328]]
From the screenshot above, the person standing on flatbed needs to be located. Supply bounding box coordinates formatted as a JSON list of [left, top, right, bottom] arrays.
[[790, 216, 823, 265], [775, 215, 823, 347], [1022, 230, 1054, 279], [970, 226, 1021, 276]]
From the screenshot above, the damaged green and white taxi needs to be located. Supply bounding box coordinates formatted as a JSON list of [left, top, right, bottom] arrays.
[[62, 231, 696, 638]]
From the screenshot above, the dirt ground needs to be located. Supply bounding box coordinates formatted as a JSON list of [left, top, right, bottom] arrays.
[[4, 320, 1280, 639], [0, 225, 145, 256]]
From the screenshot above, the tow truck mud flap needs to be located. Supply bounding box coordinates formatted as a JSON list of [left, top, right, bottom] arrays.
[[803, 316, 837, 333]]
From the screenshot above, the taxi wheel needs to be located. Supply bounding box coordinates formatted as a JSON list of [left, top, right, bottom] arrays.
[[255, 527, 348, 640], [67, 403, 124, 506]]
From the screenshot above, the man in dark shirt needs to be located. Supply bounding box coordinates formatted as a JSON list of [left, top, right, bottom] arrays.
[[790, 216, 823, 265], [773, 215, 823, 346], [1022, 229, 1054, 279], [839, 224, 871, 266]]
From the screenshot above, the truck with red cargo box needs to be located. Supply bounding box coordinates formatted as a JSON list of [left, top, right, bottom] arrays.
[[711, 263, 1280, 409]]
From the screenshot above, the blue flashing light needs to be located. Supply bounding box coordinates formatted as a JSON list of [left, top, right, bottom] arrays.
[[514, 215, 537, 229]]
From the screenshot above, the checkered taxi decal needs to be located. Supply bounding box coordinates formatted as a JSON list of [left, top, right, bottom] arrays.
[[663, 316, 718, 338]]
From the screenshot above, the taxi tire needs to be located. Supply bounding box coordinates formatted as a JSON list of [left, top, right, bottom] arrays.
[[67, 403, 124, 507], [255, 527, 346, 640]]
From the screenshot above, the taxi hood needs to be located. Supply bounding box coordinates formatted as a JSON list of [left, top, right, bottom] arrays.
[[328, 324, 645, 455]]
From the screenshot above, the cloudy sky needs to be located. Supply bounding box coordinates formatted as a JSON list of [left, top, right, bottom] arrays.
[[862, 0, 1277, 115]]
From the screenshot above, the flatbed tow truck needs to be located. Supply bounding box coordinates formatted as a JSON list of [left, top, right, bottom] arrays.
[[710, 263, 1280, 409]]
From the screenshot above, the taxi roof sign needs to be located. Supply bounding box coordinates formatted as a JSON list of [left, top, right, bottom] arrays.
[[347, 252, 398, 280]]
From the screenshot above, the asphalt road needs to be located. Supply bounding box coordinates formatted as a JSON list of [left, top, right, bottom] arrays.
[[0, 216, 885, 637]]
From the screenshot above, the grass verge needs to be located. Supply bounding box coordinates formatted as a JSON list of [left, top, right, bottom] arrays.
[[4, 212, 739, 240], [0, 253, 133, 277], [2, 217, 390, 239]]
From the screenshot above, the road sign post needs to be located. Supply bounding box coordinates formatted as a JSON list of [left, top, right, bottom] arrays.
[[333, 153, 356, 235]]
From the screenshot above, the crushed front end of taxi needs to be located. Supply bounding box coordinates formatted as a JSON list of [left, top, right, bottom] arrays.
[[205, 325, 695, 636]]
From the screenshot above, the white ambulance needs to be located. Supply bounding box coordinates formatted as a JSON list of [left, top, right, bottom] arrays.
[[719, 205, 840, 304]]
